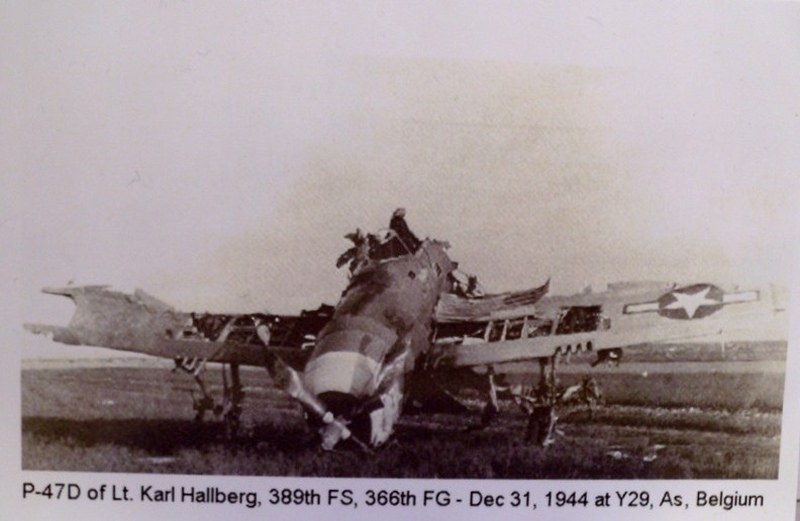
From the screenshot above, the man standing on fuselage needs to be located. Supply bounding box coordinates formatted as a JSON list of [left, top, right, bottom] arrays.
[[389, 208, 422, 253]]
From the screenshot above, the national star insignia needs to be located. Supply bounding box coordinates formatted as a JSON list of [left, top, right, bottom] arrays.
[[663, 286, 719, 319]]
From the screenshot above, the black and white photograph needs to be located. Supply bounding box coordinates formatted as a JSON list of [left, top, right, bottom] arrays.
[[4, 1, 799, 520]]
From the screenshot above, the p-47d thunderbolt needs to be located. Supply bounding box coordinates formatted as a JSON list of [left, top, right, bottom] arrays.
[[25, 212, 788, 450]]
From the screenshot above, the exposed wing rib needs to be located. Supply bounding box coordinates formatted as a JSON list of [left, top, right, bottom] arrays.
[[435, 279, 550, 323], [432, 282, 787, 369]]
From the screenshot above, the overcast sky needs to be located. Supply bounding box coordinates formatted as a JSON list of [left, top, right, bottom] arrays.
[[3, 1, 799, 357]]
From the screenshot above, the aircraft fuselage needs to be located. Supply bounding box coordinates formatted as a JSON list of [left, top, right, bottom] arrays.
[[303, 240, 454, 446]]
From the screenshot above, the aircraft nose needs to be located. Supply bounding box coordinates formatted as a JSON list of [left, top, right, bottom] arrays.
[[303, 328, 390, 398]]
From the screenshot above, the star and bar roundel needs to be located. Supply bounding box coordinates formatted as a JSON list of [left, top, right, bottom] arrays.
[[623, 283, 759, 320]]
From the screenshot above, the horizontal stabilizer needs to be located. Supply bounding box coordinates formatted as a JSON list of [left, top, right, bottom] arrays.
[[41, 285, 111, 297]]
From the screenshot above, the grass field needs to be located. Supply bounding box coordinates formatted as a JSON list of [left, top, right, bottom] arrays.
[[21, 345, 786, 479]]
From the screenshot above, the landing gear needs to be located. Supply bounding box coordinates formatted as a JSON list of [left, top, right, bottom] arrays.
[[476, 355, 560, 447], [174, 358, 244, 436], [221, 363, 244, 437], [526, 355, 559, 447], [480, 368, 500, 428], [525, 405, 557, 446], [192, 392, 215, 422]]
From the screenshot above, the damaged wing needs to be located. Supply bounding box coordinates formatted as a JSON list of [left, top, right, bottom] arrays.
[[431, 282, 787, 369], [24, 285, 331, 370], [434, 279, 550, 323]]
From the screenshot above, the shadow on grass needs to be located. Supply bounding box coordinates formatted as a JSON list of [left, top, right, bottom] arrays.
[[22, 416, 314, 454], [21, 410, 471, 453], [22, 414, 779, 479]]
